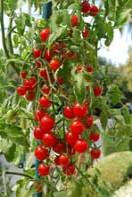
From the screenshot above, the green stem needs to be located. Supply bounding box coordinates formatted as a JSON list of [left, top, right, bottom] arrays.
[[0, 0, 9, 58], [2, 170, 8, 197], [7, 13, 14, 55], [51, 92, 56, 118], [6, 58, 24, 65], [75, 165, 98, 191], [0, 0, 19, 74], [0, 171, 34, 180]]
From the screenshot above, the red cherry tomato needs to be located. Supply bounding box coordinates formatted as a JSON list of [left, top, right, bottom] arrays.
[[40, 28, 51, 42], [35, 145, 49, 161], [24, 77, 37, 90], [82, 28, 90, 39], [63, 106, 74, 119], [38, 163, 50, 176], [81, 1, 91, 14], [71, 15, 79, 27], [66, 131, 78, 146], [90, 5, 99, 16], [73, 103, 88, 118], [42, 133, 57, 147], [39, 69, 48, 80], [93, 86, 103, 96], [74, 139, 88, 153], [40, 115, 55, 132], [44, 49, 52, 62], [70, 120, 85, 136], [49, 59, 61, 71], [63, 163, 75, 176], [58, 154, 70, 167], [34, 109, 45, 121], [17, 86, 27, 96], [41, 85, 50, 95], [20, 71, 27, 79], [53, 143, 65, 153], [86, 116, 94, 127], [33, 126, 44, 140], [26, 91, 35, 101], [33, 48, 41, 58], [90, 148, 101, 159], [89, 132, 100, 142], [39, 96, 52, 108]]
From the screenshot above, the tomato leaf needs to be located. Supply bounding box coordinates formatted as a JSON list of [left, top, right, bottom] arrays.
[[71, 68, 85, 103], [48, 26, 66, 47], [121, 106, 132, 124], [107, 85, 123, 105]]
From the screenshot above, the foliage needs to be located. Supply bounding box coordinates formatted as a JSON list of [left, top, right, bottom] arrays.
[[0, 0, 132, 196]]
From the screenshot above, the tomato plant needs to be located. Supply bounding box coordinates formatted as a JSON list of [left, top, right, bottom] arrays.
[[0, 0, 132, 196]]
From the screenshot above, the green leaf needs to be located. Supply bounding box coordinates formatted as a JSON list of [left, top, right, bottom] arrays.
[[49, 11, 59, 33], [4, 0, 17, 13], [62, 9, 70, 26], [121, 106, 132, 124], [5, 143, 16, 162], [100, 110, 109, 129], [24, 13, 33, 27], [13, 34, 19, 48], [0, 137, 12, 153], [72, 28, 81, 44], [71, 68, 85, 103], [0, 123, 29, 147], [16, 179, 35, 197], [107, 85, 123, 105], [68, 3, 80, 12], [105, 22, 114, 46], [0, 124, 23, 137], [48, 26, 66, 47], [15, 15, 25, 35], [68, 182, 83, 197]]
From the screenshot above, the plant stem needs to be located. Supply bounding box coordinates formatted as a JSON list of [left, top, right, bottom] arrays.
[[7, 13, 14, 55], [0, 0, 9, 58], [2, 170, 8, 197], [28, 0, 32, 15], [75, 165, 97, 190], [0, 0, 19, 74], [0, 171, 34, 180]]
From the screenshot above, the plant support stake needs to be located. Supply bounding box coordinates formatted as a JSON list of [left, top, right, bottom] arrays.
[[35, 2, 52, 197]]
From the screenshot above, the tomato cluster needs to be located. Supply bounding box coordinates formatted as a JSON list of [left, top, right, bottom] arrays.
[[81, 1, 99, 16], [33, 102, 101, 176], [16, 1, 102, 177]]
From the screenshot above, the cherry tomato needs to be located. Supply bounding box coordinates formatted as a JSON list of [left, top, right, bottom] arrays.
[[74, 139, 88, 153], [35, 145, 49, 160], [38, 163, 50, 176], [40, 115, 55, 132], [71, 15, 79, 27], [70, 120, 85, 136], [90, 148, 101, 159], [42, 133, 57, 147], [63, 106, 74, 119], [40, 28, 51, 42]]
